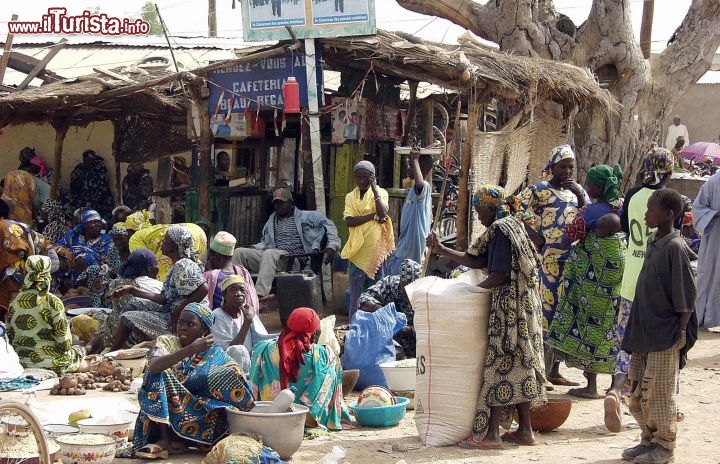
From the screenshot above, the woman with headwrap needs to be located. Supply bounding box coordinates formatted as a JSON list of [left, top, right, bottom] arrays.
[[546, 164, 626, 400], [427, 185, 546, 449], [210, 275, 270, 373], [125, 302, 255, 459], [57, 209, 113, 263], [0, 219, 57, 314], [111, 225, 208, 350], [518, 144, 588, 387], [341, 160, 395, 321], [40, 199, 69, 244], [600, 147, 676, 432], [249, 307, 351, 431], [69, 149, 114, 217], [129, 222, 207, 281], [6, 255, 95, 374], [1, 169, 50, 227], [106, 222, 131, 274]]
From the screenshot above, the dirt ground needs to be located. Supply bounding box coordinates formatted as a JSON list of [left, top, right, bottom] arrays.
[[3, 312, 719, 464]]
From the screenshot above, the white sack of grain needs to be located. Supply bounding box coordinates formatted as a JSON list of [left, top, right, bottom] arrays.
[[406, 270, 491, 447]]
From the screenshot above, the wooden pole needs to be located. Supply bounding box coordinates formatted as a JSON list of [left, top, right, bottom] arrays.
[[402, 80, 419, 146], [456, 91, 481, 251], [155, 157, 173, 224], [304, 38, 326, 215], [50, 119, 71, 198], [422, 98, 434, 147], [422, 100, 462, 276], [208, 0, 217, 37], [16, 39, 67, 90], [639, 0, 655, 59], [0, 14, 18, 85], [112, 119, 123, 205], [189, 84, 212, 222]]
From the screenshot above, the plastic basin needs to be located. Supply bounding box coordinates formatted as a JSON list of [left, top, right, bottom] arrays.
[[379, 359, 416, 391], [226, 402, 308, 460], [349, 396, 409, 427]]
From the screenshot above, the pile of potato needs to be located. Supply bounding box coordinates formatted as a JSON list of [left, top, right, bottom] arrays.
[[50, 373, 97, 395], [49, 358, 135, 395]]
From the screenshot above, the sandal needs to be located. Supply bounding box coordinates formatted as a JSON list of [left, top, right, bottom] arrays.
[[135, 444, 169, 459]]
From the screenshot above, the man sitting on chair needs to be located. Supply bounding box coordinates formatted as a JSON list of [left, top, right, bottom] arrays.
[[232, 187, 341, 301]]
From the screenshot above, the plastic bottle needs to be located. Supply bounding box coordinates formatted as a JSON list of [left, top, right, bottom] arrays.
[[318, 445, 347, 464], [267, 385, 297, 413]]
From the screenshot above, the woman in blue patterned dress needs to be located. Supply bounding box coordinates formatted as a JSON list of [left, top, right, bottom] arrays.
[[57, 209, 113, 262], [519, 144, 588, 386], [127, 303, 255, 459]]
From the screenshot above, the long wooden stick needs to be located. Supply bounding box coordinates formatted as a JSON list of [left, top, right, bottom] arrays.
[[421, 99, 462, 277], [0, 15, 18, 85]]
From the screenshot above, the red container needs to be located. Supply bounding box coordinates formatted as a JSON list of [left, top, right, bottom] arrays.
[[283, 77, 300, 113]]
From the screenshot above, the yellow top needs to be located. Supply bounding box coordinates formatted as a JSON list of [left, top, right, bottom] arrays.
[[620, 187, 656, 301], [340, 187, 395, 277], [129, 223, 207, 281]]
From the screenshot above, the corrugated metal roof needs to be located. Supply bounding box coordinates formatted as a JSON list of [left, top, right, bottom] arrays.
[[0, 36, 270, 87], [5, 34, 268, 49]]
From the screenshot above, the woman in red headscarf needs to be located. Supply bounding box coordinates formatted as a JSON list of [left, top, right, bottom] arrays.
[[249, 307, 351, 430]]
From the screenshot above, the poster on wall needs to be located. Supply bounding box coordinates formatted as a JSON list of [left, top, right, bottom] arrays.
[[330, 97, 367, 144], [241, 0, 376, 41], [210, 113, 249, 138], [208, 50, 323, 119]]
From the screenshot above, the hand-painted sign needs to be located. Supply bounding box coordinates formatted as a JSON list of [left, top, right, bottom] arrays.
[[241, 0, 376, 41], [208, 50, 323, 118]]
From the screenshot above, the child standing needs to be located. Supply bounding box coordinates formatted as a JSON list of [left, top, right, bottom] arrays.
[[621, 188, 698, 464]]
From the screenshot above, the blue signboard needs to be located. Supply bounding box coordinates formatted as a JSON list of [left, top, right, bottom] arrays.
[[208, 50, 323, 114]]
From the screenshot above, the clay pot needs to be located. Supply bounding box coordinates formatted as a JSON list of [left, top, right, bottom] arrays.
[[528, 398, 572, 432], [341, 369, 360, 396]]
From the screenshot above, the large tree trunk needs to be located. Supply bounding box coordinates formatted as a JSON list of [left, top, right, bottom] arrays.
[[397, 0, 720, 186]]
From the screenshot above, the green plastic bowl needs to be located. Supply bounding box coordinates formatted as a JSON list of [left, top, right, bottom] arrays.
[[349, 396, 409, 427]]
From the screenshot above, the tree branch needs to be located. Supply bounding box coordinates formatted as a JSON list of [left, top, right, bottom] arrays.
[[395, 0, 500, 44], [652, 0, 720, 91]]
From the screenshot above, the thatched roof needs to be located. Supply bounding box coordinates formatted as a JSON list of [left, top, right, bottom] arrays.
[[321, 30, 619, 113], [0, 67, 188, 127], [0, 43, 276, 128]]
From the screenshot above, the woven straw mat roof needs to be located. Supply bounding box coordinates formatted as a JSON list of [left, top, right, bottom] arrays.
[[321, 30, 619, 114]]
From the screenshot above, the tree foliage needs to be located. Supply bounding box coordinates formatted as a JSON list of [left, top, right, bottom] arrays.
[[141, 1, 164, 36], [396, 0, 720, 182]]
